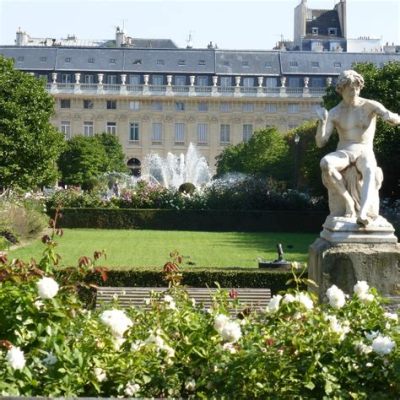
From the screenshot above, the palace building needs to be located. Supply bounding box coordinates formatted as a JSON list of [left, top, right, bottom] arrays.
[[0, 0, 399, 174]]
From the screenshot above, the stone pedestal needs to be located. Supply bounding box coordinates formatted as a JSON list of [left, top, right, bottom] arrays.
[[309, 238, 400, 301]]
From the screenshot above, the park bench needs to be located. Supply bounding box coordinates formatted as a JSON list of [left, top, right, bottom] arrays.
[[96, 286, 272, 312]]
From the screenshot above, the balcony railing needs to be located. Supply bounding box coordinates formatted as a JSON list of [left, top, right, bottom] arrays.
[[46, 82, 326, 98]]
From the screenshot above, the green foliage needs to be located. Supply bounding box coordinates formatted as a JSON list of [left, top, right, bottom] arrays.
[[1, 231, 400, 397], [289, 121, 338, 196], [95, 132, 128, 174], [322, 61, 400, 198], [0, 194, 47, 243], [0, 56, 65, 190], [58, 133, 127, 191], [215, 127, 290, 181]]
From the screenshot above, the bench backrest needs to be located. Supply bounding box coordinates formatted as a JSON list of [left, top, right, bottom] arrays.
[[96, 286, 271, 311]]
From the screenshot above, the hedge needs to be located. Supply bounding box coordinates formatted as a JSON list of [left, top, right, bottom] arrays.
[[51, 208, 326, 233], [72, 267, 296, 307]]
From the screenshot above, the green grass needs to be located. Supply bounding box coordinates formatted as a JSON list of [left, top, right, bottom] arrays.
[[9, 229, 315, 270]]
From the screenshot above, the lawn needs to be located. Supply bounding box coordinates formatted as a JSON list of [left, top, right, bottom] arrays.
[[9, 229, 315, 270]]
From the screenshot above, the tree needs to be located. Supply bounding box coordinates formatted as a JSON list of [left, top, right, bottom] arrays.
[[0, 56, 65, 190], [58, 133, 127, 190], [215, 127, 290, 181], [322, 62, 400, 198], [96, 132, 127, 173]]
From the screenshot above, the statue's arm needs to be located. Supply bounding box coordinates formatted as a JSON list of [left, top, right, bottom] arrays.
[[371, 101, 400, 125], [316, 107, 334, 148]]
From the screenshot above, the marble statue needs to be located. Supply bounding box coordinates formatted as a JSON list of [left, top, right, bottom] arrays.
[[316, 70, 400, 227]]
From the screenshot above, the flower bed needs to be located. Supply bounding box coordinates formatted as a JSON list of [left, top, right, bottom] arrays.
[[1, 244, 400, 398]]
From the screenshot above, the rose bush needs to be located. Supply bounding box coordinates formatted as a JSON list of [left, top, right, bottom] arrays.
[[1, 229, 400, 398]]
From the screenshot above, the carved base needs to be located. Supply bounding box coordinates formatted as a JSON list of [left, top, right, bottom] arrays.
[[308, 238, 400, 301], [320, 215, 397, 243]]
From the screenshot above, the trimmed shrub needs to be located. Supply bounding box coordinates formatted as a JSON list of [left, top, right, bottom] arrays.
[[50, 208, 326, 233]]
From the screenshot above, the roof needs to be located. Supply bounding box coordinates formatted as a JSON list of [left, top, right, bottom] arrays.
[[306, 9, 343, 38], [1, 46, 400, 77]]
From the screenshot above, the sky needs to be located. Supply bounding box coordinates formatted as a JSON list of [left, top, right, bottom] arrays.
[[0, 0, 399, 50]]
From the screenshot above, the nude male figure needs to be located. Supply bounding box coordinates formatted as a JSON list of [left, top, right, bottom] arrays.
[[316, 70, 400, 226]]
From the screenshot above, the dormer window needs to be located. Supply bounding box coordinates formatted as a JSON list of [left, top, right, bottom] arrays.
[[242, 61, 249, 67], [312, 27, 318, 35], [109, 58, 116, 64], [178, 59, 186, 66], [198, 60, 206, 66], [133, 59, 142, 65], [289, 61, 298, 67], [88, 58, 95, 63], [65, 57, 71, 63], [328, 28, 337, 36], [311, 61, 320, 68], [156, 59, 165, 65]]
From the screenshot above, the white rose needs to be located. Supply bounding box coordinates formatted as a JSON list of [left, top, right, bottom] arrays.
[[296, 292, 314, 310], [353, 281, 369, 297], [185, 378, 196, 392], [372, 335, 395, 356], [282, 293, 296, 304], [94, 367, 107, 382], [7, 346, 26, 370], [214, 314, 230, 333], [100, 309, 133, 338], [267, 295, 282, 313], [37, 277, 59, 299], [220, 321, 242, 343], [326, 285, 346, 309], [384, 312, 399, 322], [124, 382, 140, 396]]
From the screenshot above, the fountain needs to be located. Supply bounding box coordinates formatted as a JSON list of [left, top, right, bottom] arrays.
[[141, 143, 212, 189]]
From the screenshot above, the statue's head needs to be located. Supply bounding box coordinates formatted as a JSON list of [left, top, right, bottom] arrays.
[[336, 70, 364, 94]]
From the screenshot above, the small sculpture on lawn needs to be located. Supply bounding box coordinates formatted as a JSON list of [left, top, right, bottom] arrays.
[[316, 70, 400, 226]]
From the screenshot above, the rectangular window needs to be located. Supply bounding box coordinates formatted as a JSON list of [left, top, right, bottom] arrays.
[[178, 59, 186, 66], [220, 102, 231, 112], [198, 59, 206, 66], [129, 74, 141, 84], [220, 124, 230, 144], [328, 28, 337, 36], [83, 121, 94, 137], [288, 103, 299, 113], [129, 101, 140, 110], [197, 76, 209, 86], [152, 75, 163, 85], [243, 77, 254, 87], [311, 61, 320, 68], [156, 59, 165, 65], [107, 100, 117, 109], [60, 99, 71, 108], [40, 56, 47, 62], [129, 122, 140, 141], [83, 99, 93, 109], [60, 121, 71, 139], [266, 77, 278, 88], [265, 103, 277, 113], [197, 123, 208, 145], [61, 74, 71, 83], [106, 122, 117, 135], [107, 75, 117, 84], [64, 57, 71, 63], [311, 27, 318, 35], [174, 123, 185, 144], [242, 102, 254, 112], [198, 102, 208, 112], [175, 102, 185, 111], [152, 101, 163, 111], [334, 62, 341, 68], [152, 123, 162, 143], [289, 61, 298, 67], [175, 76, 186, 86], [88, 57, 95, 63], [84, 74, 94, 84], [243, 124, 253, 142], [220, 77, 232, 87]]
